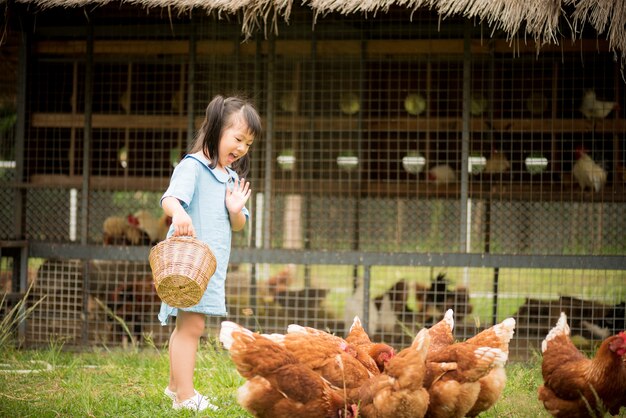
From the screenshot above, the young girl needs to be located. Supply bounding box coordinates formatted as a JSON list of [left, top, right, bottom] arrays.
[[158, 95, 261, 411]]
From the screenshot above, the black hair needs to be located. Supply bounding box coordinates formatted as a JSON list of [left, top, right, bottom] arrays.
[[190, 94, 262, 177]]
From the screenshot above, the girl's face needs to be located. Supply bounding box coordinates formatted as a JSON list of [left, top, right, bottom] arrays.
[[217, 115, 254, 170]]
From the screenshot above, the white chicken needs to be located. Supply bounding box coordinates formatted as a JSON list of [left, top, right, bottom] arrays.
[[132, 210, 171, 244], [483, 149, 510, 174], [579, 90, 619, 119], [102, 215, 149, 246], [375, 289, 399, 335], [428, 164, 457, 184], [572, 148, 607, 193]]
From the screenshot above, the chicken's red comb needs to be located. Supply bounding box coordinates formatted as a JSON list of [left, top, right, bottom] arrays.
[[619, 331, 626, 342]]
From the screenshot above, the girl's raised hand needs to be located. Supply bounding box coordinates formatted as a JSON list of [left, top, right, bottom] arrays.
[[225, 178, 251, 214]]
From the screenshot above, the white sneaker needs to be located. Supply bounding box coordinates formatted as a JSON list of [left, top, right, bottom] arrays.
[[163, 387, 199, 401], [172, 393, 219, 412]]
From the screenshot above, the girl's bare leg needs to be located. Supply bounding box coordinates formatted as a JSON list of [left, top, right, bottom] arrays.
[[168, 311, 206, 402]]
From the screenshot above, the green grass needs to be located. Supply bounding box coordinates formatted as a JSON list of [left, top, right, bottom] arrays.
[[0, 337, 558, 418], [0, 338, 249, 418]]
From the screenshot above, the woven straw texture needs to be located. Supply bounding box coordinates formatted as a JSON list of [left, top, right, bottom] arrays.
[[14, 1, 626, 70], [149, 236, 217, 308]]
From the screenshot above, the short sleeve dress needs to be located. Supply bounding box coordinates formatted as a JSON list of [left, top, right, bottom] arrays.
[[157, 152, 249, 325]]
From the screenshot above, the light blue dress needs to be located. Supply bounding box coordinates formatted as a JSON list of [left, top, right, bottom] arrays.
[[157, 153, 249, 325]]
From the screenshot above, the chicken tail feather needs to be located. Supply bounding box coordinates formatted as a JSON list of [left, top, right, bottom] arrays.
[[286, 324, 308, 334], [443, 309, 454, 331], [349, 316, 363, 333], [493, 318, 516, 343], [541, 312, 570, 353], [412, 328, 431, 352], [220, 321, 253, 350]]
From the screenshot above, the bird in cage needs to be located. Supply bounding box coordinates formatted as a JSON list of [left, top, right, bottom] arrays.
[[579, 90, 619, 119], [572, 147, 607, 192], [484, 149, 510, 174], [428, 164, 457, 184], [102, 214, 150, 246], [132, 210, 172, 245]]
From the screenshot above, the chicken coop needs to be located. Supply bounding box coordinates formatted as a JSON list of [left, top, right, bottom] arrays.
[[1, 1, 625, 360]]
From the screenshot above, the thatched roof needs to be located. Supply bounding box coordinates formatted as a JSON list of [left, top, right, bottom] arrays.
[[14, 0, 626, 66]]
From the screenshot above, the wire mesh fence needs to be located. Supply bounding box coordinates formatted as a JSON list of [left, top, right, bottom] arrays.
[[0, 4, 624, 359]]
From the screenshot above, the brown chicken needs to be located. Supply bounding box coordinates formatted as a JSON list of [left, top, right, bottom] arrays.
[[423, 312, 508, 418], [538, 312, 626, 417], [345, 316, 396, 372], [107, 275, 161, 341], [426, 309, 455, 353], [358, 328, 431, 418], [465, 317, 516, 417], [266, 266, 295, 296], [266, 324, 377, 400], [483, 148, 510, 174], [219, 321, 358, 418], [422, 309, 457, 392]]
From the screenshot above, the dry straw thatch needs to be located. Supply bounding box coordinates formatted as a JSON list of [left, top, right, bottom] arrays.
[[14, 0, 626, 66]]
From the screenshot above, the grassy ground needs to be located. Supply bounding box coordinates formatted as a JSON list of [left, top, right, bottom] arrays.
[[0, 337, 555, 418]]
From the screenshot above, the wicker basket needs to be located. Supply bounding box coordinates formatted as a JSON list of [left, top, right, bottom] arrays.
[[149, 236, 217, 308]]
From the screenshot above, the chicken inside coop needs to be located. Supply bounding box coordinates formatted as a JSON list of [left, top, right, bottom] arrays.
[[513, 294, 625, 344], [414, 273, 473, 326], [572, 146, 607, 193], [579, 89, 619, 119], [102, 211, 171, 246], [483, 148, 510, 175], [83, 260, 164, 345], [428, 164, 457, 185], [344, 273, 473, 347], [106, 275, 161, 343], [242, 266, 334, 328]]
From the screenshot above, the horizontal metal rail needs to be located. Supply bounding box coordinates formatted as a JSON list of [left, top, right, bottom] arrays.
[[29, 242, 626, 270]]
